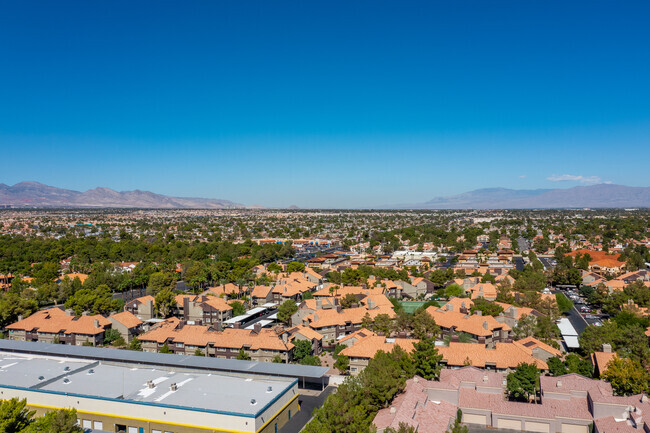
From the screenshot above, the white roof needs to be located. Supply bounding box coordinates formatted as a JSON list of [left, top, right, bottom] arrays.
[[244, 320, 273, 330], [557, 318, 579, 336], [563, 335, 580, 349]]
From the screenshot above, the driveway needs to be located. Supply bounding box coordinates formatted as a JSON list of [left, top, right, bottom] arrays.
[[279, 386, 336, 433]]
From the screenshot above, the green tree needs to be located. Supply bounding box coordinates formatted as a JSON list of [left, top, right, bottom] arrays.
[[601, 357, 650, 396], [372, 313, 393, 336], [230, 300, 246, 317], [334, 354, 350, 373], [286, 261, 306, 273], [148, 272, 176, 295], [103, 328, 122, 345], [547, 357, 568, 376], [300, 355, 322, 366], [277, 300, 298, 324], [411, 310, 439, 340], [127, 337, 142, 351], [293, 339, 313, 362], [236, 348, 251, 360], [445, 284, 464, 298], [0, 398, 35, 433], [555, 293, 574, 314], [507, 362, 540, 402], [27, 408, 82, 433], [412, 338, 442, 380], [470, 298, 504, 317], [155, 289, 177, 318], [267, 263, 282, 273], [194, 348, 204, 356], [159, 343, 172, 354], [385, 422, 418, 433], [272, 354, 284, 363], [340, 293, 360, 309]]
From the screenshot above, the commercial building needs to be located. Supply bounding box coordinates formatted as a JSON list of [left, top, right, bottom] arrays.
[[0, 339, 329, 433]]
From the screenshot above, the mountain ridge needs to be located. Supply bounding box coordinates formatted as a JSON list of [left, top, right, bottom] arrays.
[[0, 182, 246, 209], [383, 184, 650, 209]]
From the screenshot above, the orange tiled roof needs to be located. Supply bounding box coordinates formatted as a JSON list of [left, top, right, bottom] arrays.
[[289, 325, 323, 341], [515, 336, 562, 357], [438, 342, 547, 369], [109, 311, 143, 329], [340, 335, 418, 359], [7, 308, 110, 336], [425, 306, 510, 337]]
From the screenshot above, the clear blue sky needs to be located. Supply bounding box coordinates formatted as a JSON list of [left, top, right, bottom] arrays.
[[1, 1, 649, 208]]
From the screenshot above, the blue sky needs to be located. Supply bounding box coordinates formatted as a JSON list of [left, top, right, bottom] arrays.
[[1, 1, 649, 208]]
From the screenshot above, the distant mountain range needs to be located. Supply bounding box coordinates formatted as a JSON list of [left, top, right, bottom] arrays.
[[385, 184, 650, 209], [2, 181, 649, 210], [0, 182, 245, 209]]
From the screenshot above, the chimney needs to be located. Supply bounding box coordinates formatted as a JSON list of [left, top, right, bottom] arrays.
[[602, 343, 612, 353], [556, 380, 562, 388], [316, 298, 322, 309], [314, 313, 319, 321], [336, 305, 341, 313], [234, 322, 241, 329], [389, 406, 396, 414], [475, 310, 482, 316], [451, 334, 460, 342], [82, 311, 90, 316], [281, 332, 288, 343], [65, 309, 74, 316], [253, 323, 261, 334], [368, 299, 375, 310], [94, 319, 99, 328], [483, 321, 488, 330], [483, 375, 489, 383], [17, 314, 23, 321], [183, 297, 190, 321]]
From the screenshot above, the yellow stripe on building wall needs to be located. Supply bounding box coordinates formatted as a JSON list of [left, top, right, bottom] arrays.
[[27, 393, 300, 433]]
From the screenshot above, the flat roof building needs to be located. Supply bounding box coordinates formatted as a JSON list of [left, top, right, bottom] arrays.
[[0, 340, 328, 433]]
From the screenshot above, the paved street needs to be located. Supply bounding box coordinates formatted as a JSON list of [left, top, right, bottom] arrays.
[[566, 304, 589, 334], [279, 386, 335, 433]]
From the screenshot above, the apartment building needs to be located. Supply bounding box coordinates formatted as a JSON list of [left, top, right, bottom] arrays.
[[174, 294, 233, 325], [108, 311, 143, 343], [124, 295, 156, 320], [425, 305, 512, 347], [139, 320, 295, 362], [6, 308, 111, 346], [376, 367, 650, 433]]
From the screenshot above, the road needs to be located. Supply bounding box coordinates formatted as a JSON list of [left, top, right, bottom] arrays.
[[538, 257, 557, 271], [279, 386, 335, 433], [517, 236, 530, 253], [566, 305, 589, 334]]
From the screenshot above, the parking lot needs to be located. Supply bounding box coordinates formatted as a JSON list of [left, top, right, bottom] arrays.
[[561, 288, 607, 327]]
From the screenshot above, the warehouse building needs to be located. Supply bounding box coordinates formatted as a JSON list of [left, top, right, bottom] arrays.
[[0, 340, 329, 433]]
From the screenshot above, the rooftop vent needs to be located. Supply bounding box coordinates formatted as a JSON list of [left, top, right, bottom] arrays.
[[250, 399, 257, 405], [267, 386, 273, 393], [390, 406, 396, 414], [556, 380, 563, 388], [483, 375, 489, 383], [63, 378, 70, 384], [147, 380, 155, 389], [87, 369, 94, 374], [170, 383, 177, 391], [38, 376, 44, 381], [64, 366, 71, 372]]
